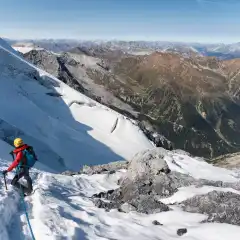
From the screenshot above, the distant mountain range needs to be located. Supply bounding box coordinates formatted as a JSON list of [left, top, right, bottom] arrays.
[[7, 39, 240, 60]]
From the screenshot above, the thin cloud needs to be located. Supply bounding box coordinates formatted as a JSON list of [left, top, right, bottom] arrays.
[[196, 0, 239, 5]]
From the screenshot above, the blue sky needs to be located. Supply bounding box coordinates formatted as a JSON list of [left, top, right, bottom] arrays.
[[0, 0, 239, 43]]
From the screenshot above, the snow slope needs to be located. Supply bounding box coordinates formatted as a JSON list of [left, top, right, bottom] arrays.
[[12, 42, 43, 54], [1, 141, 240, 240], [0, 38, 153, 172], [165, 150, 237, 182]]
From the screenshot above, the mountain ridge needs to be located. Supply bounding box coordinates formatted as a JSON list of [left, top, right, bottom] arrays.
[[23, 45, 240, 158], [10, 39, 240, 59]]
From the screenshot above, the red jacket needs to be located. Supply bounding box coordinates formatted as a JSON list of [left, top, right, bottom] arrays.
[[7, 144, 29, 172]]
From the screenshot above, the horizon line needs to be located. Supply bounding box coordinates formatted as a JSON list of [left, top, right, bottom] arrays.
[[4, 37, 239, 45]]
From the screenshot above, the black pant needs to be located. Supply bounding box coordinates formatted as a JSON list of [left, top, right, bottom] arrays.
[[11, 168, 33, 194]]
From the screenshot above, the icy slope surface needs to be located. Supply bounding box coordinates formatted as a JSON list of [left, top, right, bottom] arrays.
[[1, 143, 240, 240], [0, 38, 153, 172]]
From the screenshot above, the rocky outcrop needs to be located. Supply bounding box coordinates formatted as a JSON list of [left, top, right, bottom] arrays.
[[138, 120, 173, 149], [81, 161, 128, 175], [91, 148, 240, 226], [24, 50, 85, 93], [177, 228, 187, 236], [181, 191, 240, 225], [91, 149, 177, 213], [62, 160, 128, 176], [93, 192, 170, 214], [152, 220, 163, 226], [123, 148, 171, 182]]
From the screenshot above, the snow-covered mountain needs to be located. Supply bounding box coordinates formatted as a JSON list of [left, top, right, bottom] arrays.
[[195, 43, 240, 60], [0, 38, 153, 173], [207, 43, 240, 54], [10, 39, 201, 55], [1, 38, 240, 240], [8, 39, 240, 59]]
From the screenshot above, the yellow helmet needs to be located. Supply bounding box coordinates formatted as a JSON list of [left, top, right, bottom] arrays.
[[14, 138, 24, 147]]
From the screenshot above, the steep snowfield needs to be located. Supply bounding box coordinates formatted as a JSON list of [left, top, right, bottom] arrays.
[[1, 140, 240, 240], [0, 38, 153, 172]]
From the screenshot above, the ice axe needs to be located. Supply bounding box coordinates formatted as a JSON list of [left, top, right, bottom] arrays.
[[3, 173, 7, 191], [2, 150, 16, 191], [2, 150, 15, 191]]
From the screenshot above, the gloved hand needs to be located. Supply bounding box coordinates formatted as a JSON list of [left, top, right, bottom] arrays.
[[2, 170, 7, 175]]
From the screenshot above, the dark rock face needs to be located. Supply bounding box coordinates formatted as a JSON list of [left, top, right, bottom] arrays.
[[93, 198, 121, 211], [152, 220, 163, 226], [92, 189, 116, 199], [24, 50, 85, 93], [138, 120, 173, 150]]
